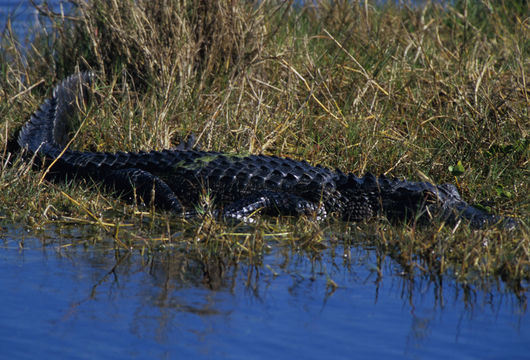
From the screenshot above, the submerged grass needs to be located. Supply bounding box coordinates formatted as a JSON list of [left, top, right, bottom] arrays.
[[0, 1, 528, 289]]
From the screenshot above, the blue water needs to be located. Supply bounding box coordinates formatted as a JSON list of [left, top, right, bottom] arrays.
[[1, 225, 529, 359], [0, 0, 70, 39]]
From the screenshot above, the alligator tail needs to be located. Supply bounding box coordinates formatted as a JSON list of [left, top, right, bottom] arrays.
[[17, 72, 94, 156]]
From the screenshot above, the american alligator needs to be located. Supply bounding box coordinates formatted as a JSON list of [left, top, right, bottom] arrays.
[[17, 72, 518, 229]]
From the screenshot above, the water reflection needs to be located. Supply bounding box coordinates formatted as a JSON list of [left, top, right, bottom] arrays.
[[1, 224, 528, 359]]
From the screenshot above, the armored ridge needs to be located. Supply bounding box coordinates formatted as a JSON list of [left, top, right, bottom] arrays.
[[17, 73, 518, 229]]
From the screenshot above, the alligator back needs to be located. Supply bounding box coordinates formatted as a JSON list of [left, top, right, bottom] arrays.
[[44, 147, 341, 208]]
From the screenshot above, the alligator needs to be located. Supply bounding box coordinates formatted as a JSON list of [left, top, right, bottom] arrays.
[[17, 72, 518, 229]]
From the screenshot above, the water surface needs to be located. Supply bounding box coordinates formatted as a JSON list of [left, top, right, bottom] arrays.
[[1, 224, 528, 359], [0, 0, 69, 39]]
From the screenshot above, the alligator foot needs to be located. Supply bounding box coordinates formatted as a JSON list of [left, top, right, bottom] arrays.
[[222, 190, 325, 221]]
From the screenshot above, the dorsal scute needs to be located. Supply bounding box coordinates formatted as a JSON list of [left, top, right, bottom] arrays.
[[18, 72, 95, 157]]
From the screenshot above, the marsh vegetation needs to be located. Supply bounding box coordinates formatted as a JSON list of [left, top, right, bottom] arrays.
[[0, 0, 528, 290]]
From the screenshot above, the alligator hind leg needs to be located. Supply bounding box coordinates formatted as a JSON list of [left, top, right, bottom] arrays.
[[222, 190, 325, 220], [104, 168, 183, 214]]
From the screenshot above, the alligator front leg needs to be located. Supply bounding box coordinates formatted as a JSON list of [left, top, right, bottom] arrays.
[[103, 168, 183, 213], [222, 190, 325, 220]]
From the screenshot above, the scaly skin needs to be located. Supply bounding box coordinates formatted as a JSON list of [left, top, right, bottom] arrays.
[[17, 73, 518, 229]]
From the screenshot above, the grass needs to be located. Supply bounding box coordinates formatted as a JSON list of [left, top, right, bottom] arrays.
[[0, 0, 528, 290]]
